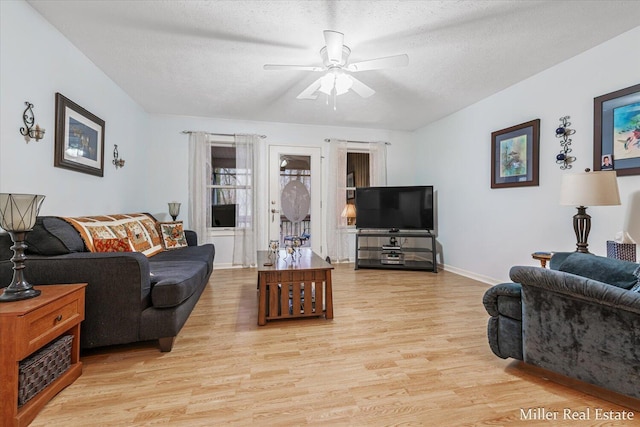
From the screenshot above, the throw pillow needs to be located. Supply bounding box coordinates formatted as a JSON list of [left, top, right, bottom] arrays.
[[93, 237, 132, 253], [158, 221, 188, 250], [558, 252, 639, 290]]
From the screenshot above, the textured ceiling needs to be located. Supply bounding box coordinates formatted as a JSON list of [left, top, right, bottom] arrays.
[[27, 0, 640, 131]]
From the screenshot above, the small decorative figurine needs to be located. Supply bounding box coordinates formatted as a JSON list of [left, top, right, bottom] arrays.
[[267, 239, 279, 262]]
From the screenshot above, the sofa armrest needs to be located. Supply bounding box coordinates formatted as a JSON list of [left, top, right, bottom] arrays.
[[509, 266, 640, 315], [1, 252, 152, 348], [184, 230, 198, 246], [483, 282, 521, 318], [483, 282, 523, 360]]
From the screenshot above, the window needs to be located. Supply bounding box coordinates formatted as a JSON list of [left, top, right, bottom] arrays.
[[345, 151, 370, 226], [209, 144, 252, 228]]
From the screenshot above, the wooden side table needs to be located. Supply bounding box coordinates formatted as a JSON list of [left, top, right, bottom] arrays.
[[531, 252, 553, 268], [0, 284, 86, 427]]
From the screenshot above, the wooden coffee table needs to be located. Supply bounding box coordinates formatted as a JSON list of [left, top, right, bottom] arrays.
[[257, 249, 334, 326]]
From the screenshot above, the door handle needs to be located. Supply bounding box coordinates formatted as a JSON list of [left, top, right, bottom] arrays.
[[271, 208, 280, 222]]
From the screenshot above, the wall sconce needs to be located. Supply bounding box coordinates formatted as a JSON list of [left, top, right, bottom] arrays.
[[112, 145, 125, 169], [555, 116, 576, 169], [19, 101, 45, 142], [168, 202, 181, 221]]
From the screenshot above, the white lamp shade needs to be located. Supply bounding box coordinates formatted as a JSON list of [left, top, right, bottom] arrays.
[[341, 204, 356, 218], [560, 170, 621, 207], [0, 193, 46, 231]]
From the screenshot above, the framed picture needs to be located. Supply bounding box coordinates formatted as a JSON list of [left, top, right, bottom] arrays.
[[593, 84, 640, 176], [346, 171, 355, 199], [491, 119, 540, 189], [54, 93, 105, 177]]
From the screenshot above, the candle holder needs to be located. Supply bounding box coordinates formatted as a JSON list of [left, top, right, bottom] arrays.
[[268, 239, 280, 261], [20, 102, 45, 142]]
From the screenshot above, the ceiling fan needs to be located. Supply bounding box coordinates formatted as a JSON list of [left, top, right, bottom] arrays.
[[264, 30, 409, 101]]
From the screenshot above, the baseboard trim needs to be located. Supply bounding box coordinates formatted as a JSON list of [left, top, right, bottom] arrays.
[[441, 264, 503, 286], [511, 360, 640, 412]]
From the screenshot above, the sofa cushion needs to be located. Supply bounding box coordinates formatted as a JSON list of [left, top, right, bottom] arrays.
[[150, 244, 215, 275], [22, 216, 85, 255], [43, 217, 85, 252], [558, 252, 638, 290], [149, 261, 208, 308]]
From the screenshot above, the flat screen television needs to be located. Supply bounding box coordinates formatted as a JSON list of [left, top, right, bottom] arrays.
[[355, 186, 434, 231]]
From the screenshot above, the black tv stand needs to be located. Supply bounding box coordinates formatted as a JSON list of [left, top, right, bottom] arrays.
[[355, 230, 437, 272]]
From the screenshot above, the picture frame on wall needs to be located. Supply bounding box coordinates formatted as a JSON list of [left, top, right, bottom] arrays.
[[54, 93, 105, 177], [593, 83, 640, 176], [346, 171, 355, 199], [490, 119, 540, 189]]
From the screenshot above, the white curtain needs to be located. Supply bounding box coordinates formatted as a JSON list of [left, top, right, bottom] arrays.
[[325, 139, 350, 262], [232, 134, 261, 267], [188, 132, 212, 243], [369, 141, 388, 186]]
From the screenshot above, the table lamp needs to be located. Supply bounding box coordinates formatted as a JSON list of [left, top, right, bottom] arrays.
[[0, 193, 46, 302], [341, 203, 356, 226], [168, 202, 181, 221], [559, 169, 620, 253]]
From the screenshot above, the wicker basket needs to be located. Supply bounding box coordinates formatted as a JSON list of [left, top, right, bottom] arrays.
[[18, 335, 73, 407]]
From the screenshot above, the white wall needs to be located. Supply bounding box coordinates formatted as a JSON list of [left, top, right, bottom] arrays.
[[0, 0, 149, 215], [4, 0, 637, 276], [145, 115, 414, 266], [413, 27, 640, 284]]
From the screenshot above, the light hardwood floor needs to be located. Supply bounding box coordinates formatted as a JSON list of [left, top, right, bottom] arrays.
[[30, 265, 637, 426]]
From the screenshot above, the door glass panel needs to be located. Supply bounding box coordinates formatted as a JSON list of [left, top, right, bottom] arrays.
[[279, 155, 311, 247]]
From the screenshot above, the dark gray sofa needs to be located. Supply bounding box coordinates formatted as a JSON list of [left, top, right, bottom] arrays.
[[0, 216, 215, 352], [483, 252, 640, 399]]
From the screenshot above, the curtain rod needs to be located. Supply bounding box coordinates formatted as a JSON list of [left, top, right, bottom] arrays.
[[181, 131, 267, 139], [324, 138, 390, 145]]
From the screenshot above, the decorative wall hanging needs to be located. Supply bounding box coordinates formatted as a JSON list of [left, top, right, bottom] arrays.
[[112, 144, 125, 169], [491, 119, 540, 189], [54, 93, 105, 177], [555, 116, 576, 169], [593, 83, 640, 176], [20, 101, 45, 142]]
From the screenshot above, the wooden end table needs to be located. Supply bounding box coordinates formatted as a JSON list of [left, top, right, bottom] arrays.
[[532, 252, 553, 268], [257, 249, 333, 326], [0, 284, 86, 427]]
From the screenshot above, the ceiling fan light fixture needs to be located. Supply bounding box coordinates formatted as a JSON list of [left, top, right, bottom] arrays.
[[335, 73, 353, 95], [318, 73, 335, 95], [267, 30, 408, 103]]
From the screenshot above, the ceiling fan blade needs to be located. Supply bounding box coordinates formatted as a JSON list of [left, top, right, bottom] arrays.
[[296, 77, 324, 100], [264, 64, 324, 71], [347, 54, 409, 72], [349, 76, 376, 98], [323, 30, 344, 64]]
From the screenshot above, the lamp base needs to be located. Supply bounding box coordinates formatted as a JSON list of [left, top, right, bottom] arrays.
[[0, 287, 41, 302], [573, 206, 591, 254], [0, 230, 41, 303]]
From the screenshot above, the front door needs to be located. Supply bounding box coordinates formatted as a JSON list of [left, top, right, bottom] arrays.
[[268, 146, 322, 256]]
